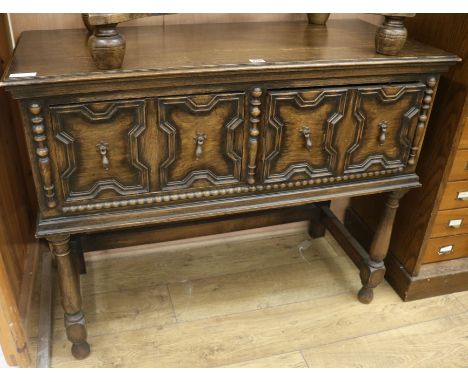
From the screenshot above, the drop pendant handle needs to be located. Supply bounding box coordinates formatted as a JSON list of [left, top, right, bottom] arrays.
[[299, 127, 312, 151], [194, 133, 207, 160], [96, 142, 110, 170]]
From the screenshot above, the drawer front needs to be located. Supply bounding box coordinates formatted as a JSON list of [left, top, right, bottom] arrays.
[[262, 83, 425, 183], [49, 100, 152, 202], [440, 180, 468, 210], [37, 82, 428, 216], [157, 93, 247, 190], [343, 84, 425, 175], [458, 116, 468, 149], [422, 234, 468, 264], [448, 149, 468, 181], [262, 88, 347, 183], [431, 208, 468, 238]]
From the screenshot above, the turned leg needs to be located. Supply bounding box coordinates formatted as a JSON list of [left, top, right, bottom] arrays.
[[309, 201, 331, 238], [47, 235, 90, 359], [375, 15, 411, 56], [358, 189, 408, 304]]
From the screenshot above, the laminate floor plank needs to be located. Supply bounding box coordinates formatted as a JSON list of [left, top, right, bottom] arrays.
[[221, 351, 307, 368], [302, 312, 468, 368], [168, 255, 360, 322], [455, 291, 468, 311], [52, 285, 175, 341], [79, 231, 322, 296], [51, 286, 462, 367], [50, 228, 467, 368]]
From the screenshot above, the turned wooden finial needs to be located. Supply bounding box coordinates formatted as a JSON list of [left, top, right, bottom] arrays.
[[375, 14, 415, 55], [83, 13, 168, 70], [88, 24, 126, 70]]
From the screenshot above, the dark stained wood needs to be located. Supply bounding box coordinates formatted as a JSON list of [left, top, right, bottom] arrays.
[[37, 177, 420, 237], [83, 205, 318, 252], [83, 14, 168, 70], [357, 189, 408, 304], [80, 13, 415, 69], [0, 19, 456, 359], [344, 205, 468, 301], [321, 205, 369, 268], [1, 20, 457, 91], [345, 14, 468, 284], [70, 236, 86, 275], [47, 235, 89, 360], [385, 255, 468, 301], [308, 201, 331, 239], [88, 23, 126, 70], [0, 13, 39, 367], [375, 15, 413, 56]]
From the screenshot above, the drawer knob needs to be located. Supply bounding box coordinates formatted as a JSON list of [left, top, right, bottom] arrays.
[[96, 142, 110, 171], [448, 219, 464, 229], [456, 191, 468, 201], [194, 133, 207, 160], [299, 127, 312, 151], [378, 121, 388, 145], [438, 244, 454, 256]]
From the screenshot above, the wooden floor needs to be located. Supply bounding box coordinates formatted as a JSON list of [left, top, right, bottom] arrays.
[[48, 224, 468, 367]]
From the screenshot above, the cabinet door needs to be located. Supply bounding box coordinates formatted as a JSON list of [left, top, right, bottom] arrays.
[[343, 83, 425, 175], [50, 100, 151, 203], [157, 93, 247, 190], [262, 88, 347, 183]]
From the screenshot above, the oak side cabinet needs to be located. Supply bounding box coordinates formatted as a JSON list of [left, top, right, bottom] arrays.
[[0, 19, 458, 359]]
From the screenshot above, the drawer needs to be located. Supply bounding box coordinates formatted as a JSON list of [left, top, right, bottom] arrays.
[[431, 208, 468, 238], [261, 83, 425, 183], [157, 92, 247, 190], [439, 180, 468, 210], [458, 116, 468, 149], [422, 234, 468, 264], [342, 84, 425, 175], [448, 149, 468, 181], [261, 87, 346, 182], [49, 99, 152, 203]]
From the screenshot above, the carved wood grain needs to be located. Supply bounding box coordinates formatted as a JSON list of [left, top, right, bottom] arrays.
[[157, 93, 246, 190], [262, 89, 347, 183], [344, 84, 425, 174], [29, 102, 57, 209], [50, 100, 149, 202], [247, 88, 262, 184]]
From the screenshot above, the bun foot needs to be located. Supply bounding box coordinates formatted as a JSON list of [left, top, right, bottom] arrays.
[[357, 287, 374, 304], [71, 341, 91, 360]]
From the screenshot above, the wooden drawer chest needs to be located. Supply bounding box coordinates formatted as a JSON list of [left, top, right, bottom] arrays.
[[0, 19, 457, 360]]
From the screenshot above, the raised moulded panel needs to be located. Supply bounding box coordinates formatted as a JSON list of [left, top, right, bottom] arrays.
[[50, 100, 150, 202], [262, 88, 348, 183], [157, 93, 246, 190], [344, 84, 425, 174]]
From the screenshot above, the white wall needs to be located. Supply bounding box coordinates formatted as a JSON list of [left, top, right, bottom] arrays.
[[0, 346, 9, 368]]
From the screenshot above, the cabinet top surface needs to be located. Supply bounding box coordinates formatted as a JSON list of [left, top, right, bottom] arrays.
[[1, 19, 459, 88]]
